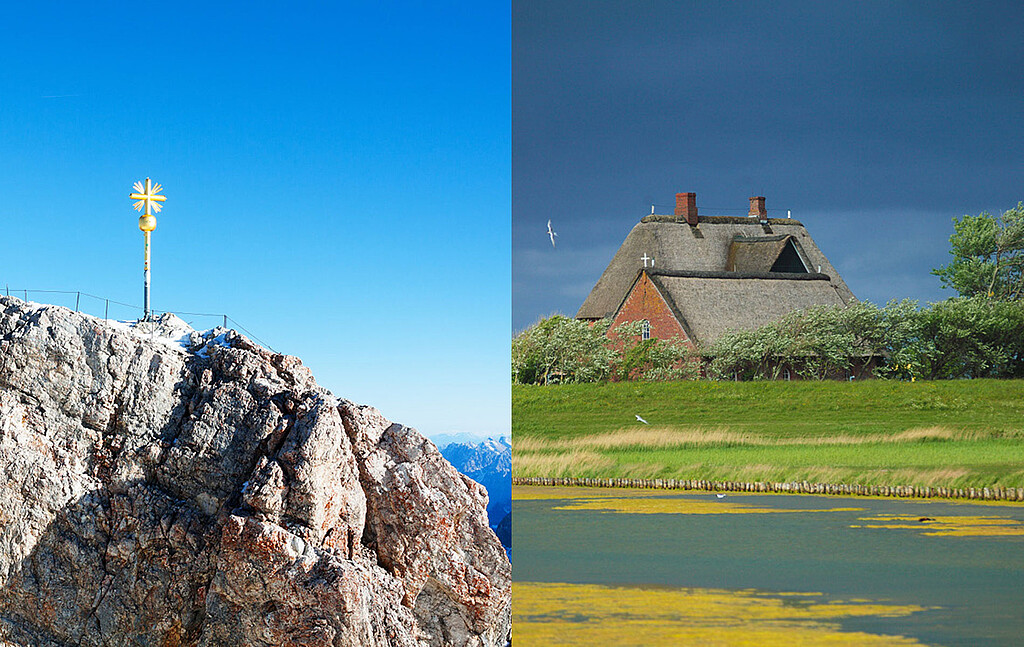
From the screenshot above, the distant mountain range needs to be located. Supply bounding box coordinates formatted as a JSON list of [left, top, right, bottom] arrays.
[[440, 437, 511, 549]]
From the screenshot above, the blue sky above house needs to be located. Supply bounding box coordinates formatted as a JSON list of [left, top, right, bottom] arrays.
[[0, 1, 511, 440], [512, 0, 1024, 332]]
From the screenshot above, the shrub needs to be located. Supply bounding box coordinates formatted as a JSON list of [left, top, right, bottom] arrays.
[[609, 320, 700, 381], [511, 315, 614, 384]]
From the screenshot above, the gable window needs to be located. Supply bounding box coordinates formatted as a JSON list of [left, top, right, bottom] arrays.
[[641, 320, 651, 340]]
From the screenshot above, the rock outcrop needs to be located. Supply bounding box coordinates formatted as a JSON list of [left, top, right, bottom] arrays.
[[0, 296, 510, 646]]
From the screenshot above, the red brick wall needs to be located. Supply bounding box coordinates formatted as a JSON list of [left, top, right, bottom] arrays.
[[611, 272, 692, 348]]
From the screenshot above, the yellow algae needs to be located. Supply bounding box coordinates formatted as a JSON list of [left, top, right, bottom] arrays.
[[775, 591, 825, 597], [514, 581, 932, 646], [854, 514, 1024, 537], [552, 496, 864, 516], [948, 498, 1024, 509], [513, 486, 869, 514]]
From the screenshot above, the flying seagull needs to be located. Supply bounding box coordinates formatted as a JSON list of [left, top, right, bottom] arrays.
[[547, 219, 558, 247], [635, 414, 648, 424]]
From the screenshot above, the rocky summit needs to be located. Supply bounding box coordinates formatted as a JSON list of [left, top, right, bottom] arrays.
[[0, 296, 511, 646]]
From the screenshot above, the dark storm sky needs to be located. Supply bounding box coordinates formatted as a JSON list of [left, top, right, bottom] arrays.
[[512, 0, 1024, 332]]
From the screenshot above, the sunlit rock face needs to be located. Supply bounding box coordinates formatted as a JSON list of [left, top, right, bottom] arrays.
[[0, 296, 511, 646]]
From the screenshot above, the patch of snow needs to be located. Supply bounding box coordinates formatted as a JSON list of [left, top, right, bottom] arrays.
[[88, 313, 197, 354], [85, 311, 236, 357], [480, 437, 511, 452], [194, 329, 233, 358], [1, 293, 256, 360], [426, 431, 495, 447]]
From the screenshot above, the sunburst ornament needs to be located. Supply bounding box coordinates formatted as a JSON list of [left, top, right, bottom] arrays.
[[129, 177, 166, 321], [130, 178, 166, 215]]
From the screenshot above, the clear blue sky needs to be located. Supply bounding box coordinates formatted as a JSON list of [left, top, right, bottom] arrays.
[[513, 1, 1024, 332], [0, 1, 511, 441]]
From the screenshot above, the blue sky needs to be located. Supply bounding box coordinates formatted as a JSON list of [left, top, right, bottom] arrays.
[[513, 1, 1024, 331], [0, 2, 510, 441]]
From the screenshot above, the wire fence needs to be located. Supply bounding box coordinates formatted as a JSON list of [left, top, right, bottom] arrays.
[[1, 285, 277, 353]]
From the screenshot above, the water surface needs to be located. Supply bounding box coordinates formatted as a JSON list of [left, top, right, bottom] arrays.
[[513, 486, 1024, 646]]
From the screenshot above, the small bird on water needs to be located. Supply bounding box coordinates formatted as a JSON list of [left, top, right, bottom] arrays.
[[635, 414, 648, 424], [716, 493, 726, 499], [547, 219, 558, 247]]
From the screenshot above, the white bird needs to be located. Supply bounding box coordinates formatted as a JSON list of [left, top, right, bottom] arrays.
[[547, 219, 558, 247], [635, 414, 648, 424], [716, 493, 726, 499]]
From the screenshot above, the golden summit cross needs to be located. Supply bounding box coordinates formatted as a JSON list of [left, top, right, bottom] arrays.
[[129, 177, 166, 321], [130, 178, 166, 215]]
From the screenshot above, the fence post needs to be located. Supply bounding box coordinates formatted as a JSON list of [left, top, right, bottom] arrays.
[[105, 299, 109, 321], [223, 315, 227, 329], [75, 292, 80, 312], [24, 290, 28, 301]]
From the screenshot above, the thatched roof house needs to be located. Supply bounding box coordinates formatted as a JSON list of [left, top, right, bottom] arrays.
[[577, 192, 856, 347]]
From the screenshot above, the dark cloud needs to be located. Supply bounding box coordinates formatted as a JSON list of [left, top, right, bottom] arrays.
[[513, 0, 1024, 331]]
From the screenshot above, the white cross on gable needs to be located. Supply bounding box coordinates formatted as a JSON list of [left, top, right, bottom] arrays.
[[641, 253, 654, 268]]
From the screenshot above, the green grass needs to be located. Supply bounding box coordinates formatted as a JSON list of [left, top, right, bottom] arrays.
[[512, 380, 1024, 488]]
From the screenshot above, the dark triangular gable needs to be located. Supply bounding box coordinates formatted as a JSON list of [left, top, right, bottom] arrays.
[[770, 237, 809, 273], [728, 235, 811, 274]]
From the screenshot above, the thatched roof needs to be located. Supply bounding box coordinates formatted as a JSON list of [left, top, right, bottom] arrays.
[[727, 235, 810, 273], [577, 214, 855, 343], [646, 271, 847, 344]]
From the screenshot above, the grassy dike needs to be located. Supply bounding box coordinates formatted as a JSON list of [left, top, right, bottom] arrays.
[[512, 379, 1024, 490]]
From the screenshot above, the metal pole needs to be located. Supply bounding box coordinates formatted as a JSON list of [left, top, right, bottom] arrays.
[[105, 299, 109, 321], [131, 177, 163, 323], [75, 292, 80, 312], [144, 230, 151, 320], [223, 315, 227, 328]]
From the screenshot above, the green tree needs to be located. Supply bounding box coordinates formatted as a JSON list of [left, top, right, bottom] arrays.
[[932, 203, 1024, 300], [707, 320, 792, 380], [511, 315, 614, 384], [707, 300, 927, 380], [915, 297, 1024, 379]]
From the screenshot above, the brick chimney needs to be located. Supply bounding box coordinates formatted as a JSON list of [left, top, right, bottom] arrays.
[[675, 192, 698, 226], [749, 196, 767, 222]]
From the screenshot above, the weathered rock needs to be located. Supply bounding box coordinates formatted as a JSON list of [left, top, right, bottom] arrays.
[[342, 406, 511, 647], [0, 297, 510, 646]]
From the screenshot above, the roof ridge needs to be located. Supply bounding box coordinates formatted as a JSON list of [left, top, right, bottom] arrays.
[[647, 268, 831, 281], [731, 233, 794, 242], [641, 214, 805, 226]]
